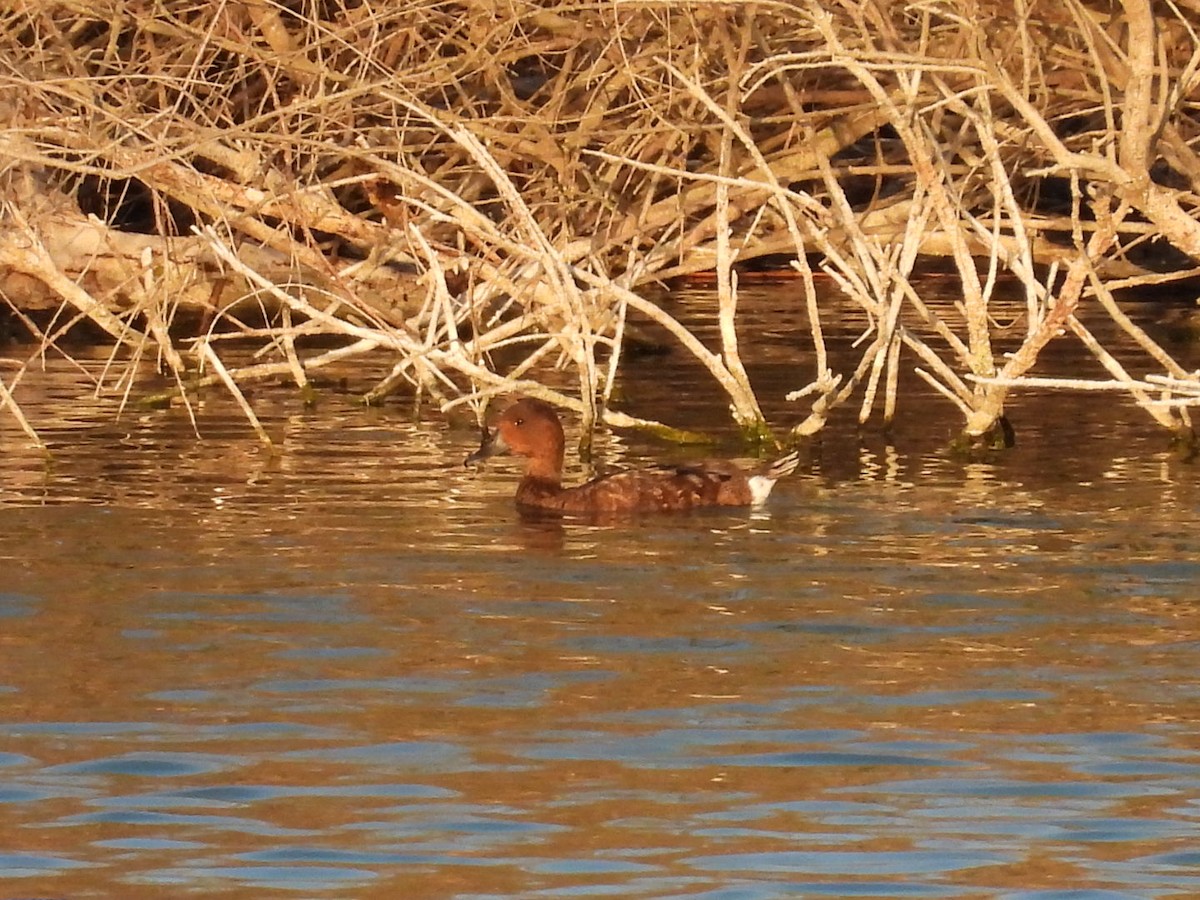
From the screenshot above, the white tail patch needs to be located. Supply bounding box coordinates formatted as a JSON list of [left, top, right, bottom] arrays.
[[749, 451, 800, 506], [747, 475, 776, 506]]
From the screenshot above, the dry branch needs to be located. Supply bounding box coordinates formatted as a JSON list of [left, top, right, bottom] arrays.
[[0, 0, 1198, 448]]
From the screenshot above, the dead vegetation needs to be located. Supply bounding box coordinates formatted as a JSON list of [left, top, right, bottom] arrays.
[[1, 0, 1199, 450]]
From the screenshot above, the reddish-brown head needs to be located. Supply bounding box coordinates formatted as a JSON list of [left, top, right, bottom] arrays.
[[465, 397, 566, 481]]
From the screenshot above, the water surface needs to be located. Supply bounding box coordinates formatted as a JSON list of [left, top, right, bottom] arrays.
[[0, 288, 1198, 898]]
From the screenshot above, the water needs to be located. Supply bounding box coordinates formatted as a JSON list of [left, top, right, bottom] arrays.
[[1, 288, 1199, 897]]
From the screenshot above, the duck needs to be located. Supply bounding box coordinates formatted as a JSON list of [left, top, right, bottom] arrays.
[[465, 396, 799, 514]]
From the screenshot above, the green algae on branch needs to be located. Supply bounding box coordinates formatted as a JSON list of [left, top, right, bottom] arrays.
[[619, 420, 717, 447], [950, 415, 1017, 456], [298, 383, 320, 408], [1168, 426, 1198, 461], [734, 417, 779, 451], [610, 410, 797, 452], [138, 389, 180, 411]]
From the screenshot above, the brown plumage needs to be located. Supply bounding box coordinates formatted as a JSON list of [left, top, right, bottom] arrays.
[[465, 397, 798, 514]]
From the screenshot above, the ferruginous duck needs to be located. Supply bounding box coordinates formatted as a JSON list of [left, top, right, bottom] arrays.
[[465, 397, 799, 513]]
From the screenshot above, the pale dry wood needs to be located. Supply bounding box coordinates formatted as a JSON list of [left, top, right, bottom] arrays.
[[1, 0, 1198, 448], [0, 371, 45, 449]]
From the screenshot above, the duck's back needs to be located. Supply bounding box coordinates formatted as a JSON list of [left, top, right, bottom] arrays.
[[516, 464, 756, 513]]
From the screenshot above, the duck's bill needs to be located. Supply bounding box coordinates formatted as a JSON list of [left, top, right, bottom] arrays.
[[464, 428, 509, 466]]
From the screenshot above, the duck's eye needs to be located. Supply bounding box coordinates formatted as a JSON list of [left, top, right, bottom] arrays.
[[513, 417, 524, 426]]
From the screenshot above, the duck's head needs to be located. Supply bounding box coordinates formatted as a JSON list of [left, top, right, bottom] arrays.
[[465, 397, 566, 471]]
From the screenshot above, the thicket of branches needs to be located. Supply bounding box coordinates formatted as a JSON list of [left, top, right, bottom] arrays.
[[1, 0, 1199, 449]]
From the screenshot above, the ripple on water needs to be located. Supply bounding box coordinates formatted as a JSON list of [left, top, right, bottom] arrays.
[[126, 864, 379, 890], [92, 782, 459, 809], [0, 851, 97, 877], [659, 883, 971, 898], [2, 719, 357, 743], [840, 776, 1178, 800], [686, 848, 1012, 876], [999, 891, 1168, 900], [0, 592, 39, 618], [53, 809, 316, 835], [43, 752, 243, 778], [280, 740, 471, 771]]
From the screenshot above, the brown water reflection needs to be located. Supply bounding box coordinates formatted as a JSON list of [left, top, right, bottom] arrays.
[[1, 292, 1199, 898]]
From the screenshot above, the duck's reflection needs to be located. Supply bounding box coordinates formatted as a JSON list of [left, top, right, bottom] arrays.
[[514, 507, 570, 552]]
